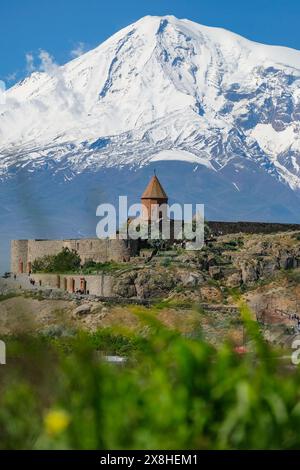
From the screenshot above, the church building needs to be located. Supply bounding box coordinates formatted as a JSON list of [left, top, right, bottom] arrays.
[[141, 174, 168, 221], [11, 175, 170, 274]]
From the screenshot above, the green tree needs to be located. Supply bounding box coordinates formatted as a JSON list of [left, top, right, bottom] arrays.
[[52, 248, 81, 272], [32, 247, 81, 273], [32, 254, 56, 273]]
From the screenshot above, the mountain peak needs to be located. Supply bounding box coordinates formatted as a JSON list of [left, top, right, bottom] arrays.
[[133, 14, 180, 26], [2, 16, 300, 195]]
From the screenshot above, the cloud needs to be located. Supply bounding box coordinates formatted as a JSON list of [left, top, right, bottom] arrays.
[[0, 80, 6, 105], [25, 53, 35, 73], [38, 50, 57, 74], [38, 49, 84, 116], [70, 42, 87, 59], [5, 72, 18, 83], [20, 49, 85, 117]]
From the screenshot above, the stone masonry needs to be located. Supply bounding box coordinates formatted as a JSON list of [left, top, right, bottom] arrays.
[[11, 238, 138, 274]]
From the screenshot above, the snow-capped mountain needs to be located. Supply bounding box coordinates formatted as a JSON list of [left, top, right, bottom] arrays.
[[2, 15, 300, 187], [1, 15, 300, 268]]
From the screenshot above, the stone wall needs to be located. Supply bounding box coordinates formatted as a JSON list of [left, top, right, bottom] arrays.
[[11, 237, 139, 274], [11, 240, 29, 273], [208, 221, 300, 236], [66, 239, 109, 264], [31, 273, 114, 296], [28, 240, 64, 268], [108, 239, 139, 262]]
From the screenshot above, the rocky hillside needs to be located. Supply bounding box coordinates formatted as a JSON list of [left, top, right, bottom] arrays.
[[2, 230, 300, 347]]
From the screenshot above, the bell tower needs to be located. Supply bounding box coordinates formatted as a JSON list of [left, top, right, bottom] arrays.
[[141, 173, 168, 221]]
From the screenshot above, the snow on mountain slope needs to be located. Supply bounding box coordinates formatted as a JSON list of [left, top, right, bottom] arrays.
[[2, 15, 300, 192]]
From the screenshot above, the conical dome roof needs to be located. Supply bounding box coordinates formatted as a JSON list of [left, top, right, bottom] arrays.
[[141, 175, 168, 199]]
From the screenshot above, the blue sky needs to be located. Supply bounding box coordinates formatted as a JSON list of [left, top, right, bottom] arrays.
[[2, 0, 300, 85]]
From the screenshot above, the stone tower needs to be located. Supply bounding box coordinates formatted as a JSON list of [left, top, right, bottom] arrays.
[[141, 174, 168, 221]]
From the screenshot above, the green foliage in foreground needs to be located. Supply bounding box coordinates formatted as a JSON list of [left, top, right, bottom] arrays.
[[1, 306, 300, 450]]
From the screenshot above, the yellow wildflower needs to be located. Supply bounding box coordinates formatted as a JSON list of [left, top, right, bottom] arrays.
[[44, 409, 70, 436]]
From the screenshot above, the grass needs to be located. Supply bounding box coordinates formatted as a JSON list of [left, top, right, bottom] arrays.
[[81, 261, 126, 274], [2, 310, 300, 450], [285, 268, 300, 283], [159, 257, 172, 267], [156, 251, 179, 258], [0, 293, 19, 302], [23, 290, 48, 301], [207, 278, 220, 287], [292, 233, 300, 241], [152, 298, 194, 310]]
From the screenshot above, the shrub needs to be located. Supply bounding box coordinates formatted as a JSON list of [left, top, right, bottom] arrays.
[[81, 260, 96, 270], [32, 248, 81, 273], [81, 261, 124, 274], [32, 254, 56, 273], [160, 257, 171, 267]]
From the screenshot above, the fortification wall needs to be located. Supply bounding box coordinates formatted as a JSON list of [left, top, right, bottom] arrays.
[[31, 273, 114, 296], [66, 239, 110, 264], [207, 221, 300, 236], [28, 240, 64, 266], [108, 239, 138, 262], [71, 238, 137, 263], [10, 240, 28, 273], [11, 237, 138, 274]]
